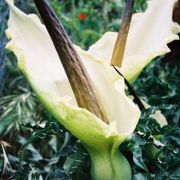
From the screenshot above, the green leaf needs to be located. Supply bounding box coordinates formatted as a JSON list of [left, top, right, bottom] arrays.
[[132, 145, 148, 172], [63, 143, 86, 176]]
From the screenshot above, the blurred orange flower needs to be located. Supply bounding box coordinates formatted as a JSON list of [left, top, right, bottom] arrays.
[[78, 13, 87, 21]]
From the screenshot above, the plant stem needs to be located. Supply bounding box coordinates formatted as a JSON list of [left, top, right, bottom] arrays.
[[84, 139, 131, 180]]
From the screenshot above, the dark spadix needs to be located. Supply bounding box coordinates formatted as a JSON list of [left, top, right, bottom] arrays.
[[111, 0, 134, 67], [33, 0, 109, 123]]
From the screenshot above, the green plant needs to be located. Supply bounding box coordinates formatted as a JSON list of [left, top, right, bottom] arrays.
[[0, 0, 180, 179]]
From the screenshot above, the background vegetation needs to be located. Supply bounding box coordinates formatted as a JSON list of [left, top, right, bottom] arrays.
[[0, 0, 179, 179]]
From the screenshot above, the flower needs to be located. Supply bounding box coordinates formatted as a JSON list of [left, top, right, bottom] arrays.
[[5, 0, 180, 179], [79, 13, 87, 21]]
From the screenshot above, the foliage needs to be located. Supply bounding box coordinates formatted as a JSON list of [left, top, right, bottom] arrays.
[[0, 0, 9, 93], [0, 0, 179, 179]]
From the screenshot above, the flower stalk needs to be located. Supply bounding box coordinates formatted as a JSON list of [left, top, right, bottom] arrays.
[[88, 146, 131, 180]]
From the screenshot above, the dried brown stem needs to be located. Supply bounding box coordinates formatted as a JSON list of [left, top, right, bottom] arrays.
[[111, 0, 134, 67], [34, 0, 109, 123]]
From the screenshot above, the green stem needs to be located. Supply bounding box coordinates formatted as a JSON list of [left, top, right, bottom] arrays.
[[85, 143, 131, 180]]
